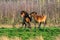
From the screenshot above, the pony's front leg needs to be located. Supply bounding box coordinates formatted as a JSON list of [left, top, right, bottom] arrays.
[[22, 23, 24, 28], [25, 23, 27, 28], [22, 22, 26, 28], [34, 23, 36, 28], [22, 23, 27, 28], [44, 21, 47, 27], [27, 22, 31, 28]]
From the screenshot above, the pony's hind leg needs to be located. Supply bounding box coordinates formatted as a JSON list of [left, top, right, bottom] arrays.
[[38, 22, 41, 28]]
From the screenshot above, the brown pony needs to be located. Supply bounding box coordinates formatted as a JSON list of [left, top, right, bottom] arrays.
[[20, 11, 32, 28], [30, 12, 47, 28]]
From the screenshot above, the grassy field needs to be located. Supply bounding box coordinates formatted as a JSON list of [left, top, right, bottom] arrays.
[[0, 27, 60, 40]]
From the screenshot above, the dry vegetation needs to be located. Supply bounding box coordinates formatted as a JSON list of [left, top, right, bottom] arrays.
[[0, 0, 60, 27]]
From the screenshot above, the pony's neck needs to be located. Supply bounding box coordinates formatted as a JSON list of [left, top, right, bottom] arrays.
[[32, 15, 37, 20]]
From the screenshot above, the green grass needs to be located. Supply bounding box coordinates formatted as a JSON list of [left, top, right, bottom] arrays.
[[0, 27, 60, 40]]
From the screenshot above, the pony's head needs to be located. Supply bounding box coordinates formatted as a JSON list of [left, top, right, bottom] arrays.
[[20, 11, 27, 17], [30, 12, 37, 17]]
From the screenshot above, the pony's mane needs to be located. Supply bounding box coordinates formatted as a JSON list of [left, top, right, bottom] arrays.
[[20, 11, 29, 17], [30, 12, 37, 15]]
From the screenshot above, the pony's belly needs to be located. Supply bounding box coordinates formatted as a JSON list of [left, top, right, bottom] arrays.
[[25, 18, 30, 22], [37, 19, 46, 23]]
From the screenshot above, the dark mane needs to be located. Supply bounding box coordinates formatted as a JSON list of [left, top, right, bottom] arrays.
[[21, 11, 29, 17], [30, 12, 37, 15]]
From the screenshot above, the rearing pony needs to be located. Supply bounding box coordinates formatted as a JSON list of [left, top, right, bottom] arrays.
[[30, 12, 47, 28], [20, 11, 32, 28]]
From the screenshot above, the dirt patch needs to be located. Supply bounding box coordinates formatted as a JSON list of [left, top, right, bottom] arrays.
[[0, 23, 60, 28], [35, 36, 44, 40], [56, 35, 60, 40], [0, 36, 22, 40], [28, 36, 44, 40]]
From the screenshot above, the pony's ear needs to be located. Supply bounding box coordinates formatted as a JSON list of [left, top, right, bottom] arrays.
[[32, 12, 37, 14], [30, 13, 32, 15], [34, 12, 37, 14], [30, 12, 37, 14]]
